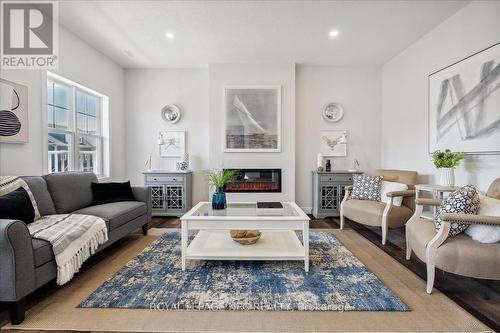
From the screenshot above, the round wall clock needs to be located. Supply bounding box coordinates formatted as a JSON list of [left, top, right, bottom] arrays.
[[323, 103, 344, 122], [161, 104, 181, 124]]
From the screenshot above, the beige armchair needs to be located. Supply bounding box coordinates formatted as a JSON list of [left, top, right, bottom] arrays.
[[406, 178, 500, 294], [340, 169, 417, 245]]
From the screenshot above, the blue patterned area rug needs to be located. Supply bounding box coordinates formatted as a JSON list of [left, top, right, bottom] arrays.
[[79, 231, 409, 311]]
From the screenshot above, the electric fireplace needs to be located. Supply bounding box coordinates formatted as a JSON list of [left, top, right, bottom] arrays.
[[223, 169, 282, 193]]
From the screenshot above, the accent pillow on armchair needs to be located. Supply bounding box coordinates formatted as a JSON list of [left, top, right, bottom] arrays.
[[435, 185, 480, 238], [351, 175, 383, 202], [465, 194, 500, 243]]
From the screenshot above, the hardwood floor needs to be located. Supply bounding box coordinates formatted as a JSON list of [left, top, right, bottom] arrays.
[[1, 216, 498, 331]]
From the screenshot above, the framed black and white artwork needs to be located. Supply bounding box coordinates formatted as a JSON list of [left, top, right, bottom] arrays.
[[428, 42, 500, 154], [159, 130, 185, 157], [224, 85, 281, 152], [0, 78, 28, 143]]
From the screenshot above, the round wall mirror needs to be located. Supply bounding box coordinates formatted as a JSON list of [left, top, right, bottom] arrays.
[[161, 104, 181, 124], [323, 103, 344, 122]]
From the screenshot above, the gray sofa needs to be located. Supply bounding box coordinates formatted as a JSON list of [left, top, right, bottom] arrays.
[[0, 172, 151, 324]]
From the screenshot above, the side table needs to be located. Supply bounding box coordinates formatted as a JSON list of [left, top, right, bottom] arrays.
[[415, 184, 459, 216]]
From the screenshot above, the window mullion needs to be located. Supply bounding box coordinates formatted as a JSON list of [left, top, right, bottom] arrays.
[[71, 86, 78, 171]]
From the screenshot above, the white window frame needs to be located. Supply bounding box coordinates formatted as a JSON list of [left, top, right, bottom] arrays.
[[45, 72, 110, 178]]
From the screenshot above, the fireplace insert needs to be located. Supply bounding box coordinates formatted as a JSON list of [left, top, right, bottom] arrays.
[[223, 169, 282, 193]]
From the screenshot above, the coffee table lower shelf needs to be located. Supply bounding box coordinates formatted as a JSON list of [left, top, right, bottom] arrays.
[[185, 230, 306, 264]]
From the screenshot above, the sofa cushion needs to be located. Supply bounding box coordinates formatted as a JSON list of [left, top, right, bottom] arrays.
[[91, 181, 135, 205], [44, 172, 98, 213], [21, 176, 56, 216], [0, 188, 36, 224], [343, 199, 413, 228], [32, 238, 54, 267], [73, 201, 147, 231]]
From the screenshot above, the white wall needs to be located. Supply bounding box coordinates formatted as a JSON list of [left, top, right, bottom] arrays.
[[125, 69, 210, 203], [208, 64, 296, 202], [382, 1, 500, 192], [296, 65, 382, 211], [0, 27, 126, 179]]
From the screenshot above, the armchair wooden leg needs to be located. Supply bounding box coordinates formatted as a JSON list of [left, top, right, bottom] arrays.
[[340, 213, 345, 230], [426, 262, 436, 294], [9, 297, 25, 325], [405, 226, 411, 260], [381, 226, 388, 245]]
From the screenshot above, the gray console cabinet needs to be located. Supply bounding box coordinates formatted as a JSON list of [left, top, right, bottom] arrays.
[[312, 171, 362, 218], [143, 171, 192, 217]]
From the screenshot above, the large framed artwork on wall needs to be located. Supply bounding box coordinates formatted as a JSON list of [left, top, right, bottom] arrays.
[[0, 78, 28, 143], [428, 42, 500, 154], [224, 85, 281, 152]]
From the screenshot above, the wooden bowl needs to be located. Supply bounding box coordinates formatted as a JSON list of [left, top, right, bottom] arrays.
[[230, 230, 261, 245]]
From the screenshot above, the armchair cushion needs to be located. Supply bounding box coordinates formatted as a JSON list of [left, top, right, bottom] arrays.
[[342, 199, 413, 228], [464, 195, 500, 243], [351, 175, 383, 202], [406, 216, 500, 279], [436, 185, 480, 238], [380, 181, 408, 206]]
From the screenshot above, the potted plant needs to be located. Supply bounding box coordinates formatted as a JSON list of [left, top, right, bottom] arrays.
[[207, 169, 237, 210], [431, 149, 465, 186]]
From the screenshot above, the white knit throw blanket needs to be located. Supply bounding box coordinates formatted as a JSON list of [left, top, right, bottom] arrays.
[[28, 214, 108, 285]]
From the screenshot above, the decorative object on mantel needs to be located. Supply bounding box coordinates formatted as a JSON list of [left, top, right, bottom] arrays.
[[176, 153, 189, 171], [323, 102, 344, 123], [224, 85, 281, 152], [316, 152, 324, 171], [428, 42, 500, 154], [161, 104, 181, 124], [207, 169, 237, 210], [349, 159, 360, 172], [431, 149, 464, 186], [159, 130, 185, 157], [325, 159, 331, 172], [320, 130, 347, 157], [0, 78, 28, 143]]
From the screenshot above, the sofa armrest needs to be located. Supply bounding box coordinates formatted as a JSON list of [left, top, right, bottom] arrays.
[[131, 186, 152, 222], [0, 219, 36, 302], [386, 189, 415, 198], [440, 213, 500, 226]]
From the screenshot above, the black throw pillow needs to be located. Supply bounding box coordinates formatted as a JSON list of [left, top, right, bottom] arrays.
[[0, 187, 35, 223], [91, 181, 135, 205]]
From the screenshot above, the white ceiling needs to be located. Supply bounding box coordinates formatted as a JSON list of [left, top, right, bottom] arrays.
[[58, 0, 468, 68]]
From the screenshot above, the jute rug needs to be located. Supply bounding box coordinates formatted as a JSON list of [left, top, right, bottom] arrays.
[[1, 228, 492, 332]]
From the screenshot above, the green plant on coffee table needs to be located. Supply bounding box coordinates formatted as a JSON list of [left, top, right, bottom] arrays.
[[431, 149, 464, 168], [207, 169, 237, 192]]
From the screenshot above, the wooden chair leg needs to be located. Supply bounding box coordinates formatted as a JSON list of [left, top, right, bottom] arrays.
[[405, 226, 412, 260], [9, 297, 25, 325], [340, 213, 345, 230], [426, 262, 436, 294]]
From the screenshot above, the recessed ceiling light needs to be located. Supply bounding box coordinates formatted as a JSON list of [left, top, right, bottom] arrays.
[[329, 30, 339, 38], [165, 32, 174, 39]]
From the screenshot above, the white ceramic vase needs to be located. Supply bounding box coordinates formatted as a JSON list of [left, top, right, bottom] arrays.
[[439, 167, 455, 187]]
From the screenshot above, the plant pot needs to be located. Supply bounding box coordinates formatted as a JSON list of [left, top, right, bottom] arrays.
[[212, 191, 227, 210], [439, 167, 455, 187]]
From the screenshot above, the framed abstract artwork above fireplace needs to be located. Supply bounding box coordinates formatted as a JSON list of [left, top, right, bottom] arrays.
[[223, 85, 281, 153]]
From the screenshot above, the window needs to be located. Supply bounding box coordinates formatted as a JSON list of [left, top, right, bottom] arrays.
[[46, 73, 109, 177]]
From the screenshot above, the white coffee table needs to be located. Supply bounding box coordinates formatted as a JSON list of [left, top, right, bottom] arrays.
[[180, 202, 311, 271]]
